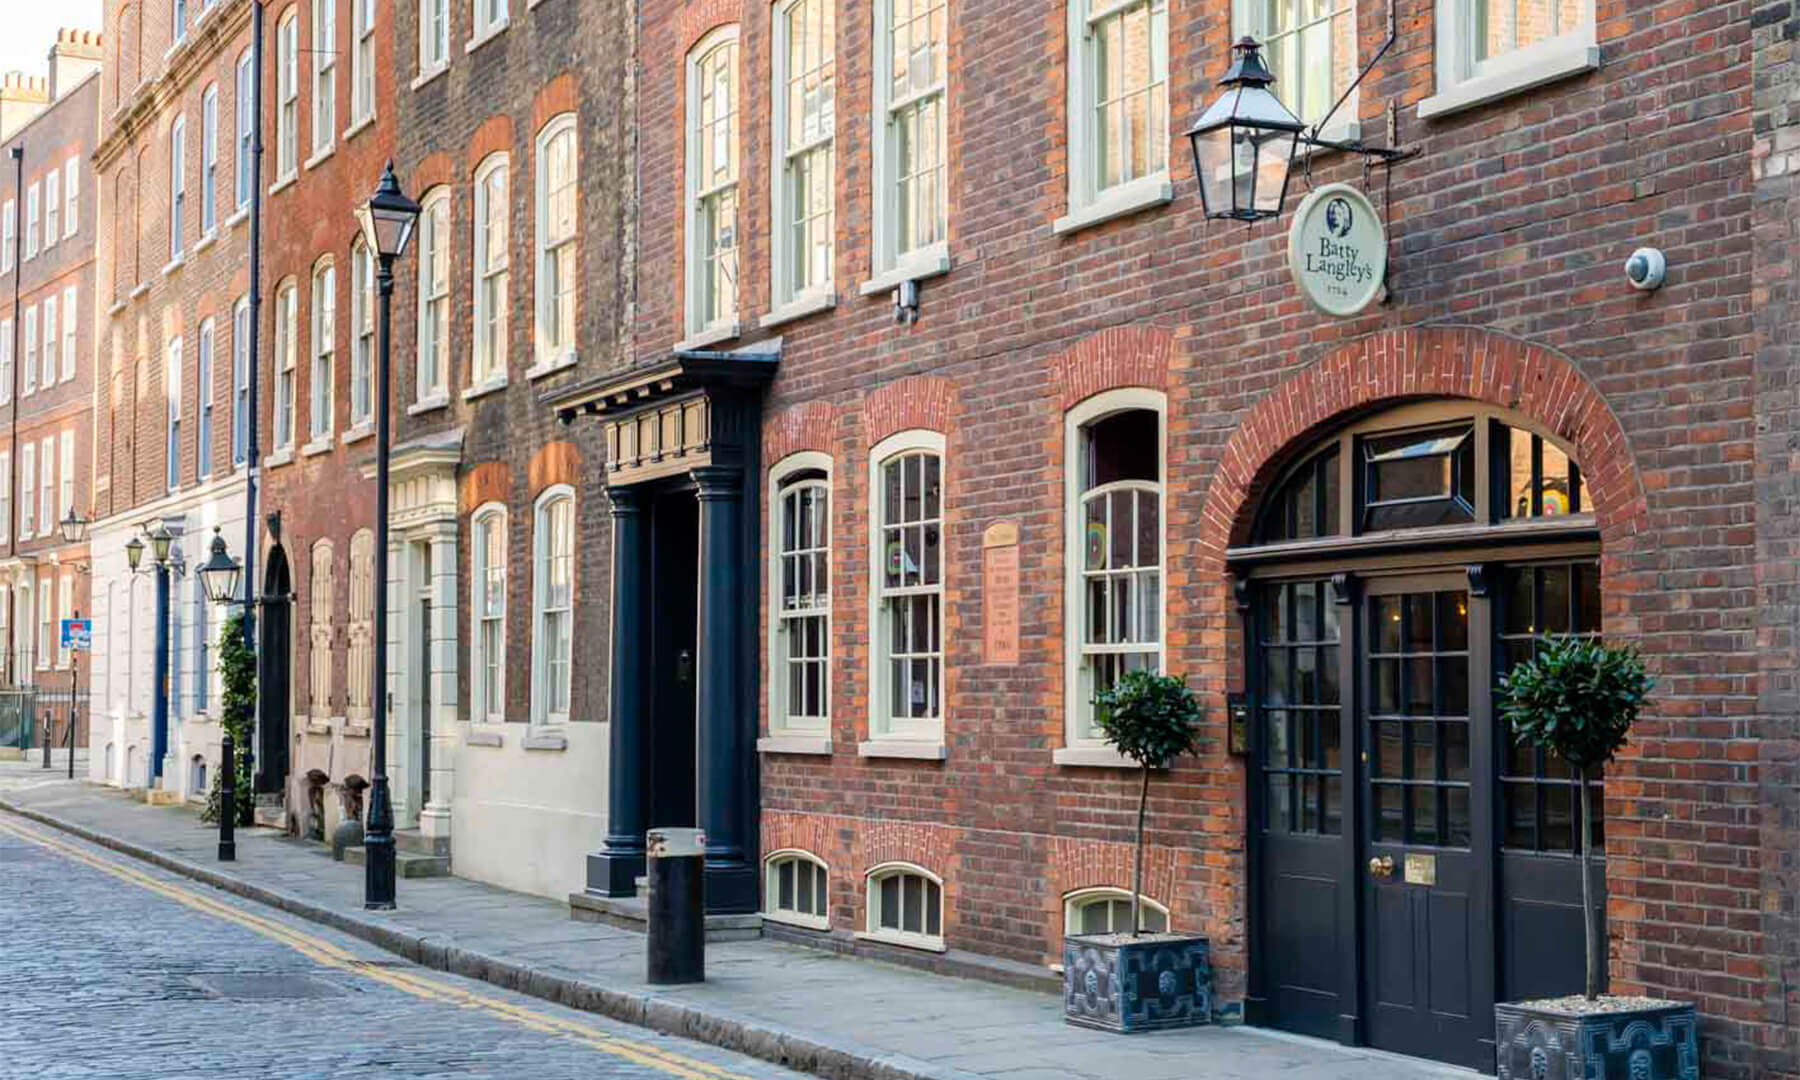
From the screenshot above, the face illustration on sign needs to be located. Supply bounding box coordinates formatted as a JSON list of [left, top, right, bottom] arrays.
[[1287, 183, 1387, 318]]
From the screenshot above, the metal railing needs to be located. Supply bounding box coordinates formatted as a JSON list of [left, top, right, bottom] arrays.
[[0, 688, 39, 750]]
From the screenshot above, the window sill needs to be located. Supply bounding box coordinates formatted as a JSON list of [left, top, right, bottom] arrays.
[[1418, 42, 1601, 121], [854, 930, 947, 954], [463, 373, 509, 401], [522, 731, 568, 752], [342, 113, 376, 143], [264, 448, 295, 469], [300, 436, 334, 458], [342, 722, 371, 739], [130, 282, 151, 300], [192, 230, 218, 256], [268, 173, 297, 198], [1054, 175, 1173, 236], [758, 734, 832, 756], [525, 354, 576, 381], [225, 206, 250, 231], [764, 911, 831, 933], [407, 392, 450, 416], [857, 739, 947, 761], [858, 245, 952, 297], [466, 729, 504, 748], [759, 290, 837, 330], [305, 720, 332, 736], [340, 423, 374, 445], [674, 322, 741, 353], [107, 298, 127, 317], [302, 144, 335, 172], [466, 19, 509, 53], [160, 255, 186, 278], [410, 64, 450, 92], [1053, 746, 1136, 769]]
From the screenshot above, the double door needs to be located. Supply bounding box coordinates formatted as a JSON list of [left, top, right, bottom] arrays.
[[1251, 567, 1593, 1072]]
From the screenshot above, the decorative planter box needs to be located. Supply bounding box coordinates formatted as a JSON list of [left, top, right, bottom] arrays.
[[1495, 998, 1699, 1080], [1063, 933, 1212, 1033]]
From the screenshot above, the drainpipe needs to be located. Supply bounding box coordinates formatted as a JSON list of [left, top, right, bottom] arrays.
[[7, 145, 22, 688], [243, 0, 264, 795]]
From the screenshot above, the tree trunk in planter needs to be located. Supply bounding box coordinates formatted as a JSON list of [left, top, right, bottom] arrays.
[[1132, 766, 1148, 936], [1579, 764, 1599, 1002]]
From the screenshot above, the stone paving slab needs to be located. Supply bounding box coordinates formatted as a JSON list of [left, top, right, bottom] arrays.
[[0, 771, 1472, 1080]]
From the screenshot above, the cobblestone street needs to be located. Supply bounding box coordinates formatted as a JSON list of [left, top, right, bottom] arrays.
[[0, 805, 807, 1080]]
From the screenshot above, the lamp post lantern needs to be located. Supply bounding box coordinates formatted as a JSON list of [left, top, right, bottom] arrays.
[[358, 161, 420, 911], [1184, 37, 1305, 224], [197, 526, 245, 862]]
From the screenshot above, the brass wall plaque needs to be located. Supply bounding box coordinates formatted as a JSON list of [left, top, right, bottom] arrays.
[[1403, 853, 1437, 886]]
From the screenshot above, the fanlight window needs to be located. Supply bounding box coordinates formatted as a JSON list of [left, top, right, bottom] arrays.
[[1064, 888, 1170, 936], [765, 850, 829, 929], [866, 864, 943, 949]]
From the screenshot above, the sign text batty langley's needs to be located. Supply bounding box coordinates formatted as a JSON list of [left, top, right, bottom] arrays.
[[1304, 235, 1378, 286], [1287, 183, 1387, 318]]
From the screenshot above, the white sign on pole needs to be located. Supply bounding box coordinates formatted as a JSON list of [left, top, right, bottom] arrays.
[[1286, 183, 1387, 318]]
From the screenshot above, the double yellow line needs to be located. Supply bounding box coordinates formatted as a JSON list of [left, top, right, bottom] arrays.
[[0, 815, 758, 1080]]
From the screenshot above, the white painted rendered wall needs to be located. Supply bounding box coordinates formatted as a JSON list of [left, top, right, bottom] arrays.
[[450, 720, 609, 901]]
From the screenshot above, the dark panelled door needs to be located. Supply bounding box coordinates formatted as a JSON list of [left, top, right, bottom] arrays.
[[1360, 575, 1493, 1070]]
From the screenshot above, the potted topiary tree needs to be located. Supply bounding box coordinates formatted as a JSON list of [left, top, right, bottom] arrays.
[[1063, 670, 1211, 1033], [200, 613, 256, 827], [1493, 635, 1697, 1080]]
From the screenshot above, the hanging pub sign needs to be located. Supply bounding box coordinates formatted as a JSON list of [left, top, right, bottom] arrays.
[[1286, 183, 1387, 318]]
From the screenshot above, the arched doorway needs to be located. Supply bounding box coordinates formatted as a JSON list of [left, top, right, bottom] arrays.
[[1234, 400, 1605, 1071], [256, 543, 293, 797]]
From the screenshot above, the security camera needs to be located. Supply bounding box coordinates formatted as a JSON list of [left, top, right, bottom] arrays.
[[1625, 248, 1666, 292], [893, 280, 920, 325]]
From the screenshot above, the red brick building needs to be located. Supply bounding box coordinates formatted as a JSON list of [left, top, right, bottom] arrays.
[[0, 34, 105, 750], [564, 0, 1792, 1076]]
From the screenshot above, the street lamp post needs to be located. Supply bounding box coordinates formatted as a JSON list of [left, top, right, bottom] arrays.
[[57, 509, 87, 779], [197, 527, 244, 862], [126, 522, 188, 794], [356, 162, 420, 911]]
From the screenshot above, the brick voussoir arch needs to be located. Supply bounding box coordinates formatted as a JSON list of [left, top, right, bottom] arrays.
[[1050, 324, 1177, 409], [862, 375, 957, 445], [764, 400, 838, 465], [1198, 326, 1650, 570]]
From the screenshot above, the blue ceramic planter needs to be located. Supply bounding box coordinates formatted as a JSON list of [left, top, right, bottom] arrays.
[[1063, 933, 1212, 1033], [1494, 999, 1699, 1079]]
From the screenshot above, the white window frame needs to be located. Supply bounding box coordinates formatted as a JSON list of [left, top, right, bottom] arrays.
[[197, 319, 215, 478], [36, 575, 51, 673], [312, 0, 337, 157], [415, 189, 450, 403], [530, 485, 575, 725], [352, 0, 376, 125], [0, 451, 10, 544], [60, 285, 76, 381], [867, 0, 950, 290], [684, 26, 742, 343], [471, 154, 509, 390], [276, 12, 299, 179], [1232, 0, 1358, 138], [860, 862, 945, 952], [2, 200, 13, 272], [763, 849, 830, 931], [470, 502, 507, 724], [40, 295, 56, 391], [201, 83, 219, 233], [350, 239, 374, 428], [236, 51, 254, 209], [174, 0, 189, 42], [1420, 0, 1599, 120], [57, 431, 73, 536], [169, 115, 186, 260], [310, 258, 336, 442], [232, 296, 250, 464], [533, 114, 578, 373], [767, 0, 836, 319], [166, 337, 183, 490], [865, 429, 947, 753], [25, 183, 39, 260], [275, 283, 297, 451], [17, 443, 31, 538], [1059, 0, 1172, 235], [767, 452, 832, 744], [37, 437, 52, 541], [1060, 389, 1165, 763], [0, 320, 11, 404], [471, 0, 508, 44], [419, 0, 449, 74], [22, 305, 35, 396], [63, 157, 77, 239], [1062, 887, 1171, 937], [43, 168, 59, 250]]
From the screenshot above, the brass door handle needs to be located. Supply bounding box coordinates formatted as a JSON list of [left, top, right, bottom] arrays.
[[1368, 855, 1395, 878]]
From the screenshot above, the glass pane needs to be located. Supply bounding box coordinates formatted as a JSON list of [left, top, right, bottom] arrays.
[[880, 875, 900, 930], [1322, 775, 1342, 836], [778, 860, 795, 910], [1439, 656, 1469, 717], [1374, 721, 1402, 778], [1319, 644, 1340, 706], [1262, 584, 1287, 645], [1575, 562, 1601, 633], [1541, 565, 1572, 634], [1372, 659, 1399, 716], [796, 861, 814, 912], [1320, 451, 1340, 537], [1541, 439, 1573, 516], [1504, 567, 1535, 635], [1405, 594, 1433, 652], [1504, 783, 1537, 849], [1301, 775, 1319, 833], [1296, 648, 1318, 705], [903, 874, 923, 933], [1374, 783, 1402, 843], [1443, 720, 1470, 781], [1266, 648, 1291, 706], [1080, 900, 1108, 935], [1295, 583, 1319, 643], [1438, 592, 1468, 651], [1411, 786, 1439, 846], [1372, 596, 1401, 653], [926, 880, 941, 936], [1543, 782, 1575, 851], [1268, 773, 1291, 833], [1405, 658, 1434, 716], [1445, 788, 1471, 847], [1144, 904, 1168, 933]]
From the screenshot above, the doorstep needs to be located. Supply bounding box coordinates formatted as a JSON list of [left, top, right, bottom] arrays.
[[567, 890, 763, 942]]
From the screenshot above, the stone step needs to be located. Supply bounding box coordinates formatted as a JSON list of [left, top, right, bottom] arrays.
[[253, 804, 287, 830], [146, 788, 183, 807], [394, 828, 449, 858], [567, 891, 763, 942], [342, 846, 451, 879]]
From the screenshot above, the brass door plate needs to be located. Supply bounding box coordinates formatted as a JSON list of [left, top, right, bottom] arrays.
[[1403, 853, 1436, 886]]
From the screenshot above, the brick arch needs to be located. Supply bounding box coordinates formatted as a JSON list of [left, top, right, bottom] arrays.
[[460, 461, 512, 513], [764, 400, 837, 465], [1049, 324, 1177, 409], [531, 73, 579, 137], [528, 440, 581, 496], [861, 376, 957, 446], [466, 114, 516, 173], [1197, 326, 1651, 569], [679, 0, 742, 54], [409, 151, 455, 197]]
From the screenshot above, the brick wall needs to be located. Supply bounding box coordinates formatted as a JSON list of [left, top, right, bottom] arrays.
[[637, 0, 1773, 1072]]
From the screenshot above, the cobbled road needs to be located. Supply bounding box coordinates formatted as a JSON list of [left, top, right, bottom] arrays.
[[0, 811, 810, 1080]]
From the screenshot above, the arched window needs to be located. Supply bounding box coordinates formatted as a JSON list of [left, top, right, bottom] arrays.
[[868, 431, 945, 747], [190, 754, 208, 799], [349, 239, 374, 428], [273, 280, 297, 452], [685, 27, 740, 341], [310, 540, 335, 718], [534, 114, 578, 371], [472, 153, 510, 388], [1062, 390, 1164, 760], [415, 188, 450, 403], [311, 0, 336, 157], [865, 862, 944, 950], [346, 529, 374, 720], [471, 503, 507, 724], [1063, 888, 1170, 936], [769, 453, 830, 739], [764, 849, 829, 930], [275, 9, 298, 178], [770, 0, 835, 311], [531, 486, 574, 725]]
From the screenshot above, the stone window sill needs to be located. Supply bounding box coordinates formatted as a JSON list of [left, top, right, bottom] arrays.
[[522, 731, 568, 752], [463, 373, 509, 401], [130, 282, 151, 300], [764, 911, 830, 933], [466, 19, 508, 53], [407, 392, 450, 416], [304, 720, 331, 735], [268, 173, 297, 198], [410, 64, 450, 92], [674, 322, 740, 353], [107, 299, 127, 317], [466, 729, 504, 747], [342, 113, 376, 143], [192, 231, 218, 256], [759, 290, 836, 330], [758, 734, 832, 756], [342, 722, 371, 739], [1054, 175, 1172, 236], [857, 739, 947, 761], [302, 144, 335, 172], [854, 930, 947, 954], [300, 435, 333, 458], [858, 244, 951, 298], [264, 447, 295, 469], [226, 206, 250, 231], [161, 255, 185, 278], [1052, 745, 1135, 769], [340, 423, 373, 445], [525, 354, 575, 381], [1418, 42, 1600, 121]]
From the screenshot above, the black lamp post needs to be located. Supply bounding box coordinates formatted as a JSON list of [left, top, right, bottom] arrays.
[[355, 162, 420, 911], [197, 527, 244, 862], [127, 523, 182, 790], [50, 509, 88, 776]]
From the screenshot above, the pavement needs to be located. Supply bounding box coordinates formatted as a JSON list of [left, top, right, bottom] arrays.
[[0, 763, 1469, 1080]]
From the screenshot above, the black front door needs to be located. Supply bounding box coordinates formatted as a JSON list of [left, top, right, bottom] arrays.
[[1359, 576, 1493, 1069], [255, 546, 292, 796], [648, 489, 699, 830]]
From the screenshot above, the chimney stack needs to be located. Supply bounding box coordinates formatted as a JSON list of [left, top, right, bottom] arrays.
[[0, 73, 50, 142], [48, 28, 104, 102]]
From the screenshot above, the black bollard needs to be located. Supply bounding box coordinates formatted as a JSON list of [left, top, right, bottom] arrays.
[[218, 734, 237, 862], [645, 827, 705, 985]]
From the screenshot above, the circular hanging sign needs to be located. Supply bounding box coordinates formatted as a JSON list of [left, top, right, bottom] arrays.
[[1287, 183, 1387, 318]]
